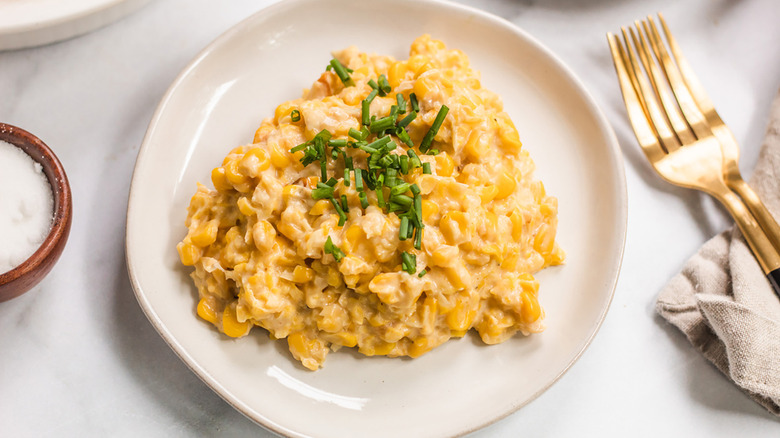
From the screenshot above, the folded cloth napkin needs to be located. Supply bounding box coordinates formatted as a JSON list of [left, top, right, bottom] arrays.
[[656, 90, 780, 416]]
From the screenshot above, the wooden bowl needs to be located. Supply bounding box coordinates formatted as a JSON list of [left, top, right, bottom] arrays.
[[0, 123, 72, 302]]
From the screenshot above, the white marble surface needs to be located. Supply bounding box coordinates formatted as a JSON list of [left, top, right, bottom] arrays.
[[1, 0, 779, 436]]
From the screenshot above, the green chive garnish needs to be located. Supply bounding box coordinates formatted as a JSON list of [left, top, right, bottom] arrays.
[[290, 109, 301, 122], [400, 155, 409, 174], [329, 58, 354, 87], [396, 93, 406, 113], [398, 111, 417, 128], [399, 216, 409, 240], [410, 93, 419, 112], [418, 269, 427, 278], [312, 186, 334, 200], [420, 105, 449, 153], [359, 191, 369, 209], [324, 236, 345, 262], [377, 74, 391, 96], [422, 162, 432, 174], [370, 116, 395, 133], [341, 194, 349, 212]]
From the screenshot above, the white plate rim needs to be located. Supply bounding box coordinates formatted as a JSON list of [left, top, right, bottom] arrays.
[[0, 0, 153, 50], [126, 0, 627, 436]]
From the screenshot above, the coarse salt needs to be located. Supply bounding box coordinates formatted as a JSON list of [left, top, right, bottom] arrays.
[[0, 140, 54, 274]]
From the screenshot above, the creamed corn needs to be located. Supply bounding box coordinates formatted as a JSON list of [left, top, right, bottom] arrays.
[[178, 35, 564, 370]]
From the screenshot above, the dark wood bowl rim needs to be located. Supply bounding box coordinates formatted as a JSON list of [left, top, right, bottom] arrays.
[[0, 123, 72, 299]]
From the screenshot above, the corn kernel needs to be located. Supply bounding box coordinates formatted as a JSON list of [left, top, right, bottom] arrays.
[[406, 54, 428, 74], [196, 297, 218, 325], [327, 267, 342, 287], [360, 340, 396, 356], [446, 296, 476, 331], [344, 225, 364, 252], [292, 265, 315, 283], [498, 114, 523, 151], [269, 143, 291, 168], [421, 199, 439, 222], [237, 197, 255, 217], [480, 185, 499, 204], [495, 172, 517, 200], [190, 220, 219, 247], [413, 76, 436, 99], [225, 159, 248, 185], [388, 62, 407, 88], [435, 153, 455, 177], [534, 224, 554, 254], [274, 102, 297, 122], [521, 291, 542, 324], [211, 167, 232, 192], [333, 332, 357, 348], [463, 130, 489, 159], [253, 124, 274, 143], [177, 242, 201, 266], [240, 147, 270, 176], [510, 210, 524, 241], [222, 303, 251, 338]]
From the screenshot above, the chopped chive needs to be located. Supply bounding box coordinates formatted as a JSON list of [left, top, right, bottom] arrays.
[[407, 149, 422, 168], [420, 105, 449, 153], [428, 149, 440, 155], [393, 194, 413, 207], [414, 194, 423, 225], [401, 252, 416, 275], [320, 160, 328, 181], [290, 142, 308, 153], [329, 198, 347, 226], [341, 194, 349, 212], [395, 127, 413, 147], [343, 168, 350, 186], [399, 217, 409, 240], [359, 191, 369, 209], [410, 184, 421, 196], [366, 135, 392, 150], [329, 58, 354, 87], [400, 155, 409, 174], [312, 187, 334, 200], [326, 177, 338, 187], [362, 89, 378, 126], [422, 162, 432, 174], [329, 139, 347, 148], [410, 93, 419, 112], [359, 145, 379, 155], [390, 183, 411, 197], [397, 111, 417, 128], [345, 156, 354, 170], [370, 116, 395, 133], [396, 93, 406, 113], [349, 128, 365, 140], [368, 79, 378, 89], [324, 236, 345, 262], [377, 74, 391, 96], [355, 168, 364, 191], [290, 109, 301, 122], [418, 269, 427, 278], [414, 226, 423, 250], [406, 220, 415, 239]]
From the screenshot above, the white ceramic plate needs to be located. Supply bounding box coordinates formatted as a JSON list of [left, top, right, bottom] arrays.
[[0, 0, 152, 50], [126, 0, 626, 436]]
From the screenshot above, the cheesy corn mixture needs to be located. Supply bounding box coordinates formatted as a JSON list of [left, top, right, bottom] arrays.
[[177, 36, 564, 370]]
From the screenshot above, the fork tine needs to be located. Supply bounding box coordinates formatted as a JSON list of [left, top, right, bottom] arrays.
[[606, 32, 666, 164], [644, 16, 712, 140], [620, 26, 681, 154], [631, 22, 695, 148], [657, 13, 720, 123]]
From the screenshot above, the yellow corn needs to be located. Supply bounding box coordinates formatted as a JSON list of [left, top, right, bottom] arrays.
[[495, 172, 517, 200], [480, 185, 499, 204], [222, 303, 251, 338], [549, 245, 565, 265], [435, 153, 455, 176], [327, 267, 343, 287], [196, 297, 218, 325], [211, 167, 232, 192], [224, 159, 248, 185], [237, 197, 255, 216], [240, 147, 270, 175], [408, 337, 431, 358], [309, 199, 331, 216], [509, 210, 524, 241], [497, 114, 523, 151], [253, 124, 274, 143], [282, 184, 305, 199], [332, 332, 358, 348], [445, 267, 467, 290], [534, 224, 554, 255], [413, 76, 437, 99], [269, 143, 291, 168], [446, 295, 476, 331], [406, 54, 429, 75], [360, 340, 396, 356], [274, 102, 297, 123], [292, 265, 314, 283], [421, 199, 439, 222], [190, 220, 219, 247], [388, 62, 408, 88], [440, 211, 469, 244], [344, 225, 364, 252], [519, 272, 540, 295], [521, 291, 541, 324], [463, 130, 488, 159], [177, 242, 201, 266]]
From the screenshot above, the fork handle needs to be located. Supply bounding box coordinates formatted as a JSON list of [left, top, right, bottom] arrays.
[[729, 178, 780, 255], [714, 189, 780, 298]]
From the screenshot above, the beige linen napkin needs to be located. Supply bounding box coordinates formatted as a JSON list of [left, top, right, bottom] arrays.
[[656, 91, 780, 416]]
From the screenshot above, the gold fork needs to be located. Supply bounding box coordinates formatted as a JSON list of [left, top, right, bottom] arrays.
[[607, 17, 780, 294]]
